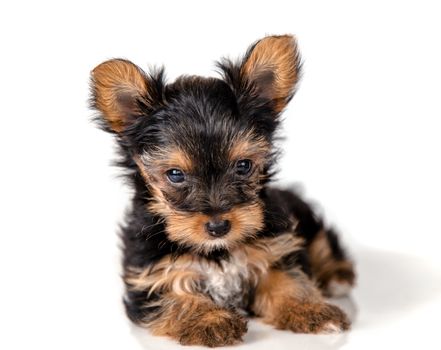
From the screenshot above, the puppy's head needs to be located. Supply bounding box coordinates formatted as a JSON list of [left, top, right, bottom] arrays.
[[90, 35, 301, 254]]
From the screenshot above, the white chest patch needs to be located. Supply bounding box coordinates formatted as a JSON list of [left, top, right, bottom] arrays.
[[199, 250, 251, 309]]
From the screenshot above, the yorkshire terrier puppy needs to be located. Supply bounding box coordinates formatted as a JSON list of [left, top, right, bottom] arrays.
[[90, 35, 355, 347]]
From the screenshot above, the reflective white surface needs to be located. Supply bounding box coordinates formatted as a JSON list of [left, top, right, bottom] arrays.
[[1, 0, 441, 349]]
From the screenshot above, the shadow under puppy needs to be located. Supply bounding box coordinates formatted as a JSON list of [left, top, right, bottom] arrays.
[[90, 35, 356, 347]]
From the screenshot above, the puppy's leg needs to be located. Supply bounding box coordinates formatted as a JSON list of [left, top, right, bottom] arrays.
[[252, 268, 350, 333], [307, 228, 355, 297], [129, 292, 247, 347], [274, 189, 356, 296]]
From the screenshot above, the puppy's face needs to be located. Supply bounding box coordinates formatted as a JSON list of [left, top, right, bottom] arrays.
[[133, 78, 271, 254], [91, 35, 301, 254]]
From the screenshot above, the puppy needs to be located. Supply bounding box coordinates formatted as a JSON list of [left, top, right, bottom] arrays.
[[90, 34, 355, 347]]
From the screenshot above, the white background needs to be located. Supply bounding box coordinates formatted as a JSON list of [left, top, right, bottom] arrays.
[[1, 1, 440, 349]]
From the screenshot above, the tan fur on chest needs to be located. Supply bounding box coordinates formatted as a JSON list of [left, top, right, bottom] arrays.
[[125, 233, 303, 308]]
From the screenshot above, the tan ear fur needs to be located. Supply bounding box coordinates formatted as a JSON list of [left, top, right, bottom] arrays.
[[91, 59, 147, 132], [242, 35, 301, 113]]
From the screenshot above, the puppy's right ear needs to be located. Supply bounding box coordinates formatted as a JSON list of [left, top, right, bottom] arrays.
[[90, 59, 163, 133]]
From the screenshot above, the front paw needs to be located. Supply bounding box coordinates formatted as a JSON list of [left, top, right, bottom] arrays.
[[178, 309, 248, 347], [273, 301, 350, 334]]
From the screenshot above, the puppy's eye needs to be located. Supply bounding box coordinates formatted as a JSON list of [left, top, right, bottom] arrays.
[[166, 169, 185, 183], [236, 159, 252, 175]]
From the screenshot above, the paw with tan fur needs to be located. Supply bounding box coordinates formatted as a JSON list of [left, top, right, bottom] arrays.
[[178, 309, 248, 347], [269, 300, 350, 334], [320, 263, 356, 298]]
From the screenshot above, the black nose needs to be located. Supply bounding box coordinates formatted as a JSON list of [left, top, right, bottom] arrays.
[[205, 219, 231, 237]]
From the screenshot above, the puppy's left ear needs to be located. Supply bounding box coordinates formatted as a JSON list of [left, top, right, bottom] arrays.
[[220, 35, 301, 114]]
